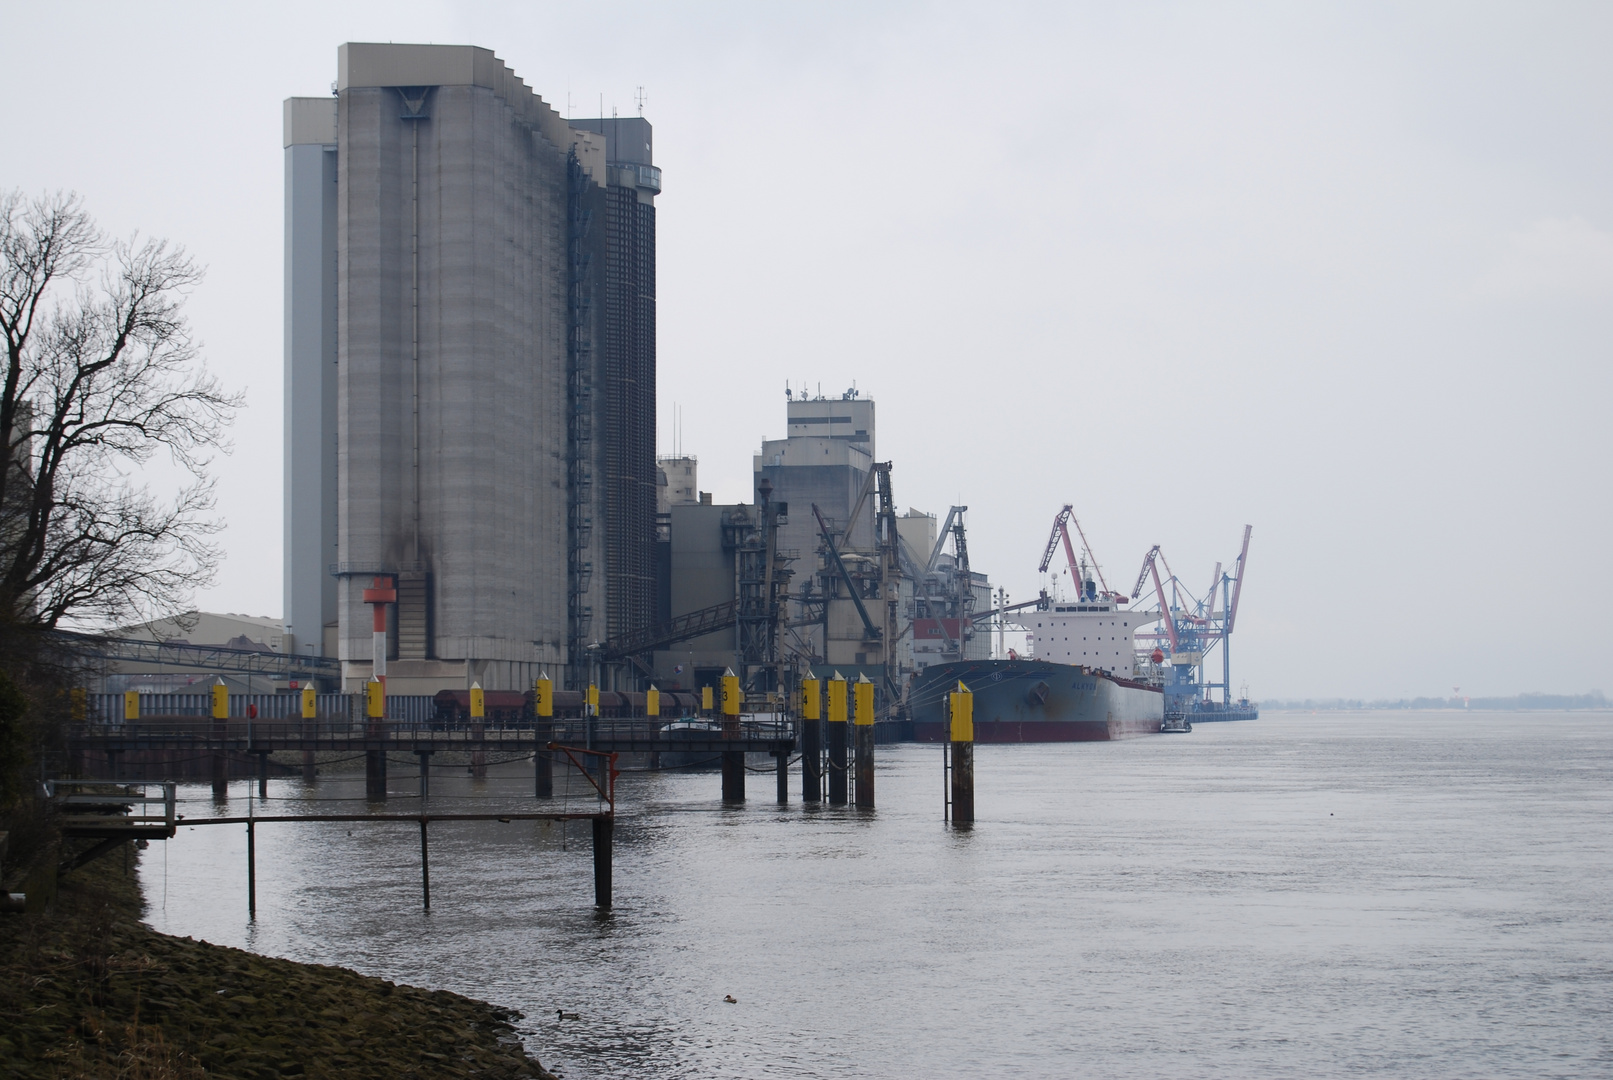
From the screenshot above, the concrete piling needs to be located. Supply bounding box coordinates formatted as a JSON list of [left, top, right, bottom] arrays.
[[211, 680, 229, 800], [469, 682, 487, 779], [949, 682, 974, 826], [364, 676, 387, 801], [534, 740, 553, 798], [801, 675, 822, 802], [720, 669, 744, 802], [211, 751, 229, 799], [534, 674, 554, 798], [720, 755, 744, 802], [827, 672, 848, 805], [109, 694, 132, 782], [246, 820, 257, 919], [365, 753, 387, 801], [592, 815, 613, 909], [300, 687, 318, 781], [419, 818, 431, 911], [853, 674, 875, 809]]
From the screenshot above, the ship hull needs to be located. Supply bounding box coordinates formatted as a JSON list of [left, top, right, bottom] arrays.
[[911, 659, 1163, 743]]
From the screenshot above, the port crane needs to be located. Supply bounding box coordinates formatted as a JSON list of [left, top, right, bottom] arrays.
[[1038, 504, 1127, 605], [908, 505, 976, 665], [1131, 526, 1253, 711], [1129, 545, 1179, 651], [805, 462, 907, 718]]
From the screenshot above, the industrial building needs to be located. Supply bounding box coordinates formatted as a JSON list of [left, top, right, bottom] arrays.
[[753, 390, 880, 669], [639, 392, 991, 713], [83, 612, 327, 696], [282, 43, 659, 693], [656, 455, 699, 516], [898, 509, 993, 673]]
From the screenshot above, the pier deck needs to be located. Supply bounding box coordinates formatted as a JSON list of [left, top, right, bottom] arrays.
[[67, 718, 796, 756]]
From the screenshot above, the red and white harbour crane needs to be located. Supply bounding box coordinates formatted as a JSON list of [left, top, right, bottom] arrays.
[[1037, 504, 1129, 605]]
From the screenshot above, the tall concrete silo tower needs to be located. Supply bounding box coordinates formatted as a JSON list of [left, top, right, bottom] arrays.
[[283, 43, 659, 692]]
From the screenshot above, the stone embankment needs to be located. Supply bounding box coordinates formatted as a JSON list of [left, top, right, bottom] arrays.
[[0, 849, 562, 1079]]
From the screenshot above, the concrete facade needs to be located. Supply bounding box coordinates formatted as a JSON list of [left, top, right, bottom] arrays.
[[651, 501, 743, 692], [567, 116, 660, 651], [283, 99, 339, 661], [753, 394, 878, 665], [657, 456, 699, 515], [283, 43, 659, 694]]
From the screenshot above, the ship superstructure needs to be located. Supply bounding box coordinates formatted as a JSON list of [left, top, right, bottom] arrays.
[[1024, 602, 1154, 676]]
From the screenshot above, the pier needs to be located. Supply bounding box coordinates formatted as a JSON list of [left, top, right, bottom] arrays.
[[67, 691, 797, 803], [47, 744, 625, 912]]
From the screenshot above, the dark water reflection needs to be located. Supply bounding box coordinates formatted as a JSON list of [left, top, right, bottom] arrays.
[[142, 711, 1613, 1078]]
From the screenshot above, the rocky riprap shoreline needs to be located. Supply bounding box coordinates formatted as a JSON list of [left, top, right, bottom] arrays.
[[0, 849, 562, 1079]]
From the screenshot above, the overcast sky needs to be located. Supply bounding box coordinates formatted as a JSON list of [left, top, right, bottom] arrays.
[[1, 2, 1607, 699]]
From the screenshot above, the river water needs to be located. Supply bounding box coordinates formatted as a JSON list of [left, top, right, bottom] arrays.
[[140, 710, 1613, 1078]]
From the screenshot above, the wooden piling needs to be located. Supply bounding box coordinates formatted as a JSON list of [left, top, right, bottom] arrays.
[[257, 752, 269, 799], [417, 751, 430, 799], [591, 814, 613, 909], [775, 751, 788, 803]]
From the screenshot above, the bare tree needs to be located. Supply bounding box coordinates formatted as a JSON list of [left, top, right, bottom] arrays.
[[0, 190, 240, 634]]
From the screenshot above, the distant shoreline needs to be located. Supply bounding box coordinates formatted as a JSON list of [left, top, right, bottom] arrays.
[[1262, 693, 1608, 712]]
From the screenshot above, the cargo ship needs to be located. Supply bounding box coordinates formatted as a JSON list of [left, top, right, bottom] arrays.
[[911, 658, 1163, 741], [911, 599, 1164, 742], [906, 509, 1256, 740]]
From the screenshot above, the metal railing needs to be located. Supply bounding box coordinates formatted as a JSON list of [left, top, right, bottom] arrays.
[[68, 714, 797, 746], [82, 692, 440, 725], [47, 779, 177, 834]]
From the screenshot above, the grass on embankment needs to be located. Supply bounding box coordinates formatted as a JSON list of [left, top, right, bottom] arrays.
[[0, 845, 560, 1079]]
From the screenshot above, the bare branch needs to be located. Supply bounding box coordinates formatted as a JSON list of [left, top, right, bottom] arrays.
[[0, 190, 238, 633]]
